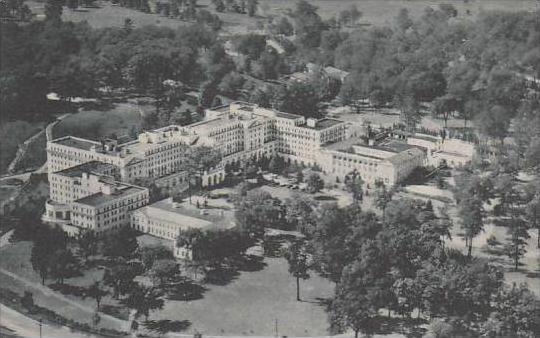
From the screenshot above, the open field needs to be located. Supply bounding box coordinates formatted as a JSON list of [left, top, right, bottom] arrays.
[[27, 1, 539, 31], [0, 238, 336, 336], [53, 101, 144, 141], [27, 1, 192, 29], [153, 254, 335, 336], [447, 218, 540, 293], [329, 106, 470, 130]]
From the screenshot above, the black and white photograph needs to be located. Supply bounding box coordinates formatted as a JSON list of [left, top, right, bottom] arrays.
[[0, 0, 539, 337]]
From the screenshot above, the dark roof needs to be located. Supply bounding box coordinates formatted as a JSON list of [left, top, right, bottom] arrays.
[[55, 161, 116, 178]]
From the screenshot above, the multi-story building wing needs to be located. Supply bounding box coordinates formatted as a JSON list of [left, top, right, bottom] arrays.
[[44, 161, 149, 236], [48, 161, 119, 205], [273, 114, 348, 165], [46, 137, 127, 176], [318, 138, 425, 187], [47, 102, 349, 187], [204, 102, 348, 166], [71, 183, 148, 235]]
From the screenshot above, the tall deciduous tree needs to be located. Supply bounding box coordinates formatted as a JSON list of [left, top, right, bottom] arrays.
[[122, 284, 164, 320], [329, 260, 380, 338], [475, 105, 512, 146], [103, 226, 139, 259], [44, 0, 63, 22], [49, 248, 80, 285], [291, 0, 324, 48], [306, 173, 324, 193], [504, 216, 530, 271], [87, 281, 107, 310], [458, 196, 484, 258], [30, 226, 67, 285], [374, 184, 393, 222], [284, 240, 310, 301], [150, 259, 180, 287], [76, 230, 98, 263], [103, 264, 139, 299], [344, 170, 364, 203], [246, 0, 257, 17]]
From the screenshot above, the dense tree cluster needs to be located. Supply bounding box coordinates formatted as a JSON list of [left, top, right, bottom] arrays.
[[30, 225, 79, 285], [0, 0, 32, 21], [300, 199, 538, 338], [0, 19, 223, 122], [211, 0, 258, 17]]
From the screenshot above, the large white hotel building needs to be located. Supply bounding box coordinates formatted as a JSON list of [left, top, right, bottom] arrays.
[[45, 102, 453, 238]]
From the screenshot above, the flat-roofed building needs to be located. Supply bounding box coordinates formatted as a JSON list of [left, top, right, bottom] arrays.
[[407, 133, 474, 168], [71, 183, 148, 236], [130, 197, 235, 259], [44, 161, 149, 236], [205, 102, 348, 166], [318, 137, 426, 187], [47, 103, 349, 186], [48, 161, 119, 205]]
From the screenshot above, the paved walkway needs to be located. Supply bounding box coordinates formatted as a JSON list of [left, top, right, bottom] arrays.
[[0, 268, 130, 331]]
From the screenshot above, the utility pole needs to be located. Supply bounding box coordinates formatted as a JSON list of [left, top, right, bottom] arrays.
[[274, 318, 278, 338], [39, 318, 42, 338]]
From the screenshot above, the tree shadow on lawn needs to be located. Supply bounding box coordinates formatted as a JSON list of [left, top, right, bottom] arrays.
[[143, 319, 191, 335], [232, 254, 267, 272], [525, 269, 540, 278], [301, 296, 332, 307], [48, 282, 89, 299], [203, 266, 240, 286], [377, 316, 428, 338], [202, 254, 267, 286], [166, 280, 208, 301], [314, 195, 338, 201]]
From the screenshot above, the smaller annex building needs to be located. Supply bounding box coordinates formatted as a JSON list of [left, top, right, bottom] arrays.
[[317, 137, 425, 187], [130, 197, 236, 259]]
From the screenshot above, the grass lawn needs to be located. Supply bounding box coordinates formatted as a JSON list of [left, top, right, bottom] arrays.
[[27, 1, 192, 29], [27, 1, 538, 31], [0, 241, 128, 331], [152, 254, 335, 336], [330, 106, 472, 132], [236, 0, 538, 25], [53, 100, 145, 141], [446, 217, 540, 294], [259, 184, 356, 208]]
